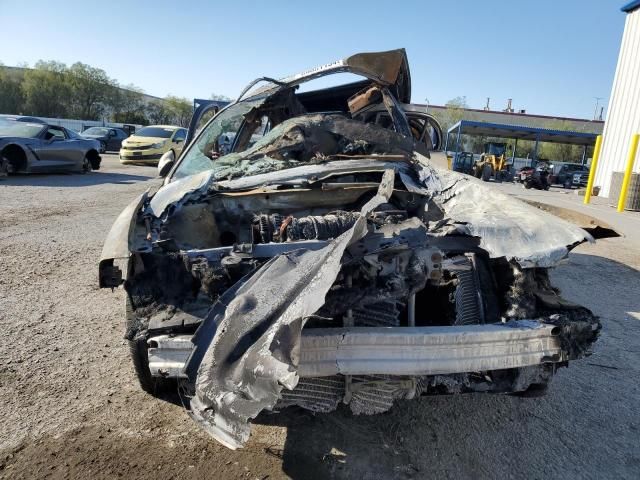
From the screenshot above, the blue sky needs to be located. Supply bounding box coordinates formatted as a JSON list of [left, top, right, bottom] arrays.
[[0, 0, 627, 119]]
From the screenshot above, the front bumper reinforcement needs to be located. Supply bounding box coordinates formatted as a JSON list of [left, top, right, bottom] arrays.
[[147, 320, 562, 379]]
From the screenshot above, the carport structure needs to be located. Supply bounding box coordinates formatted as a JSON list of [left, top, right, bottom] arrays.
[[445, 120, 599, 164]]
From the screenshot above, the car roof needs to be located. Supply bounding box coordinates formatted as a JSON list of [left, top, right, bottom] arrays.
[[15, 116, 47, 124], [5, 119, 48, 128]]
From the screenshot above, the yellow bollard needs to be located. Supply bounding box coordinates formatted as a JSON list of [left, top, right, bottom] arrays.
[[584, 135, 602, 204], [617, 133, 640, 212]]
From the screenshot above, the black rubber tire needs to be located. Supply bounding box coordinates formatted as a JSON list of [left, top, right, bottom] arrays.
[[81, 156, 92, 173], [563, 179, 572, 189], [0, 155, 8, 177], [524, 181, 532, 189], [125, 297, 173, 396], [99, 141, 106, 153], [481, 163, 492, 182]]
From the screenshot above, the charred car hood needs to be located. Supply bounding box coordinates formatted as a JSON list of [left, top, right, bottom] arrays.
[[146, 154, 592, 268]]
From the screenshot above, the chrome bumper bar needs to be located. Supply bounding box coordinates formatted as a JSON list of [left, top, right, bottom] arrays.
[[147, 320, 562, 379]]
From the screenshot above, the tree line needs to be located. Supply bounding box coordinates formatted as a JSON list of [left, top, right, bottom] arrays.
[[0, 61, 220, 127]]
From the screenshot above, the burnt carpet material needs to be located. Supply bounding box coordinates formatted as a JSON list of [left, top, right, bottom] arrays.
[[189, 170, 396, 449]]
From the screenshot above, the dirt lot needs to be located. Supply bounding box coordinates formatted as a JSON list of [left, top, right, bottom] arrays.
[[1, 155, 639, 479]]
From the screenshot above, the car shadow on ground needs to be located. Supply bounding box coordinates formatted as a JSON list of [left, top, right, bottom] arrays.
[[0, 171, 154, 187], [251, 250, 640, 480]]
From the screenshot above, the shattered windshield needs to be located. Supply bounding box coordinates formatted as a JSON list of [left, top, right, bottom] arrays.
[[172, 97, 267, 180], [174, 110, 417, 183]]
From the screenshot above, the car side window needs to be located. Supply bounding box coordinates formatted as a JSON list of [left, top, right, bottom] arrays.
[[46, 127, 66, 140], [65, 128, 81, 139], [174, 129, 186, 142]]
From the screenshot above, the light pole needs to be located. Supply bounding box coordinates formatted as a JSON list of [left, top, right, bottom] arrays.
[[593, 97, 603, 121]]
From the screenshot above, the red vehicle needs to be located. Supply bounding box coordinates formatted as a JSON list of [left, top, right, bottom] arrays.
[[517, 166, 535, 183]]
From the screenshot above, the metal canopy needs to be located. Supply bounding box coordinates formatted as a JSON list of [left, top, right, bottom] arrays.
[[446, 120, 598, 146], [622, 0, 640, 13]]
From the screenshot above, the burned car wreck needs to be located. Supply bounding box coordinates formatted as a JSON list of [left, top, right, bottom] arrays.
[[99, 49, 600, 449]]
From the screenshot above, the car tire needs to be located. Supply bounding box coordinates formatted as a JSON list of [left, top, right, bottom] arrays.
[[125, 297, 173, 396], [0, 155, 9, 177], [99, 141, 106, 153], [563, 179, 572, 189], [82, 155, 92, 173]]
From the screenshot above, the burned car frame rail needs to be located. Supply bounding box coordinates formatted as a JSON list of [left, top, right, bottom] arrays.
[[99, 49, 600, 450]]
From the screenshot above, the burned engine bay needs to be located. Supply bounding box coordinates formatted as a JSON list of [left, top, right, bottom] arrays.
[[99, 50, 600, 449]]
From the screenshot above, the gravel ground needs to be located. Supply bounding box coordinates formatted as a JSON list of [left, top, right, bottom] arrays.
[[1, 155, 639, 479]]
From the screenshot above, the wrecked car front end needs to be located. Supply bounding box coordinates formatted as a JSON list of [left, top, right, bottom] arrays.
[[99, 49, 600, 449]]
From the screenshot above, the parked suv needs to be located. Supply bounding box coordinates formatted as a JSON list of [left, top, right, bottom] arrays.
[[553, 163, 589, 189]]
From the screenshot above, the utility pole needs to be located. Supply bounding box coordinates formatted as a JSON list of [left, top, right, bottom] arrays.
[[593, 97, 603, 121]]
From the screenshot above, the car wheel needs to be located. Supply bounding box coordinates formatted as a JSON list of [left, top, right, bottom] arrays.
[[0, 155, 9, 177], [125, 297, 173, 395], [99, 141, 106, 153], [82, 155, 92, 173], [563, 179, 572, 189]]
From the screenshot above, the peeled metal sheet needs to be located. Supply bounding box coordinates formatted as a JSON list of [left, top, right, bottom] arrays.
[[415, 153, 593, 268], [190, 170, 396, 449]]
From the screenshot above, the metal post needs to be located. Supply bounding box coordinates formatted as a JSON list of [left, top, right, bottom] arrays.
[[584, 135, 602, 204], [445, 130, 450, 151], [408, 293, 416, 327], [533, 136, 539, 164], [512, 139, 518, 162], [455, 123, 462, 156], [617, 133, 640, 212]]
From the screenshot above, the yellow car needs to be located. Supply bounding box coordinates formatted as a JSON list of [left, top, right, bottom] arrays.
[[119, 125, 187, 164]]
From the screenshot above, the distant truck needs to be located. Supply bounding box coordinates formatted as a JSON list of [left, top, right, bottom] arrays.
[[550, 163, 590, 189]]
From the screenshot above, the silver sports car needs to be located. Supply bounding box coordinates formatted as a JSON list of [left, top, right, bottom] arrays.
[[0, 120, 102, 175]]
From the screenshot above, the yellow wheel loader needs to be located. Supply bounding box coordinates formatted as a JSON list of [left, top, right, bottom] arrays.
[[473, 142, 512, 182]]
